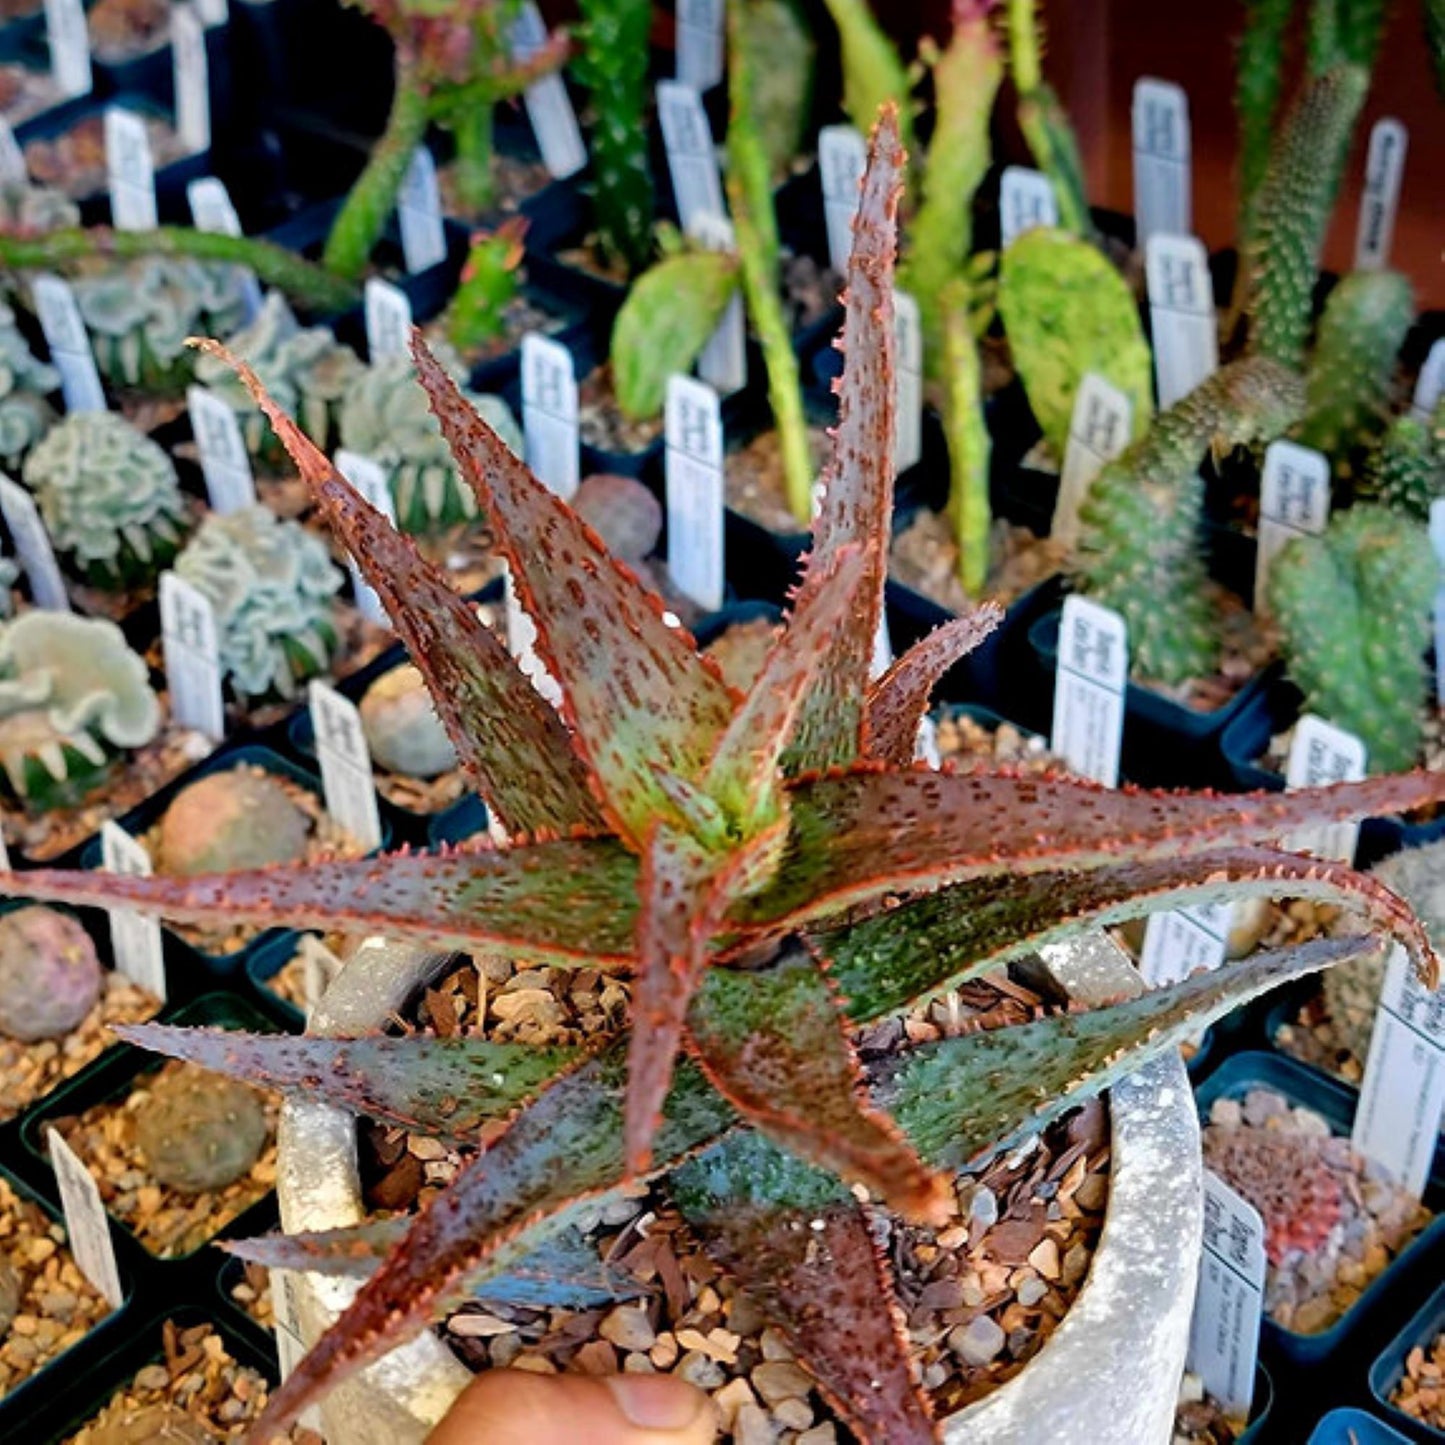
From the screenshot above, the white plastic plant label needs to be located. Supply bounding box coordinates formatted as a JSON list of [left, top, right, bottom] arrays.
[[657, 80, 725, 234], [521, 333, 579, 501], [666, 375, 725, 611], [1055, 373, 1133, 549], [186, 178, 263, 321], [1140, 903, 1233, 988], [1352, 943, 1445, 1197], [0, 830, 9, 871], [1284, 713, 1367, 862], [364, 277, 413, 362], [999, 165, 1059, 249], [44, 0, 91, 98], [915, 715, 941, 768], [893, 289, 923, 474], [99, 821, 167, 1000], [398, 146, 447, 274], [1146, 233, 1217, 409], [1187, 1170, 1265, 1422], [172, 4, 210, 155], [0, 118, 26, 186], [105, 108, 157, 232], [1050, 594, 1127, 788], [308, 680, 383, 854], [335, 449, 396, 624], [159, 570, 225, 741], [187, 385, 255, 514], [503, 561, 561, 707], [1414, 339, 1445, 421], [33, 273, 105, 413], [511, 2, 585, 179], [298, 933, 344, 1019], [689, 211, 746, 396], [49, 1129, 124, 1309], [1354, 118, 1407, 272], [871, 609, 892, 680], [1254, 440, 1330, 612], [1132, 78, 1190, 247], [677, 0, 725, 90], [0, 475, 70, 611], [194, 0, 226, 26], [819, 124, 867, 273], [270, 1267, 325, 1433]]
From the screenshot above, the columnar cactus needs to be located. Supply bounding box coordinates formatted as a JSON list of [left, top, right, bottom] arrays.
[[0, 301, 59, 468], [1368, 399, 1445, 522], [731, 0, 816, 178], [1236, 0, 1294, 233]]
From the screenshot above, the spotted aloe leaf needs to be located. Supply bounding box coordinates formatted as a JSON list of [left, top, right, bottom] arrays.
[[192, 341, 604, 839], [412, 338, 737, 847], [113, 1025, 578, 1140], [687, 950, 953, 1225], [672, 1131, 937, 1445]]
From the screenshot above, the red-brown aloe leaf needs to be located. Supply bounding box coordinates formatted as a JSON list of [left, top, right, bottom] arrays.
[[672, 1131, 938, 1445], [787, 106, 907, 774], [5, 839, 639, 968], [245, 1044, 736, 1441], [879, 933, 1386, 1172], [113, 1025, 577, 1140], [817, 845, 1435, 1022], [192, 340, 604, 839], [411, 335, 737, 846], [862, 603, 1004, 764], [686, 950, 954, 1226]]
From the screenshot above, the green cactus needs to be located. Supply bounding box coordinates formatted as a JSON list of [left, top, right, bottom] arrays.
[[1269, 504, 1437, 773], [21, 411, 189, 590], [940, 280, 991, 594], [1074, 357, 1306, 685], [1236, 0, 1295, 232], [996, 227, 1153, 460], [0, 906, 102, 1042], [1308, 0, 1387, 73], [174, 507, 343, 703], [0, 612, 160, 812], [134, 1064, 268, 1193], [732, 0, 816, 180], [443, 219, 526, 357], [360, 665, 458, 779], [158, 768, 312, 876], [1368, 400, 1445, 522], [820, 0, 916, 162], [0, 301, 59, 469]]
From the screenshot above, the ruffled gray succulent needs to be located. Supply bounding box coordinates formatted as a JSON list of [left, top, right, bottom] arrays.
[[0, 180, 79, 233], [0, 301, 59, 468], [174, 505, 343, 701]]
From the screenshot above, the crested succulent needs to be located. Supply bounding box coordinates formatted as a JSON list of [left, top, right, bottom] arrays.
[[0, 612, 161, 812], [12, 114, 1445, 1442], [0, 179, 79, 233], [0, 906, 102, 1042], [442, 219, 526, 357], [20, 411, 189, 591], [134, 1064, 269, 1193], [1368, 397, 1445, 522], [158, 769, 312, 876], [360, 665, 458, 779], [173, 507, 342, 703], [0, 300, 59, 469]]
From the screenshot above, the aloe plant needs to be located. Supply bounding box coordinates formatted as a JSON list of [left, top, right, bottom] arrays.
[[8, 113, 1444, 1442]]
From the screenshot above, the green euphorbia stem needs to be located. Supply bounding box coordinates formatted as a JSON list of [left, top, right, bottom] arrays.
[[942, 281, 991, 595], [448, 102, 498, 215]]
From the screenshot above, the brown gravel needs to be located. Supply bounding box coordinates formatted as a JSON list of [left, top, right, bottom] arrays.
[[890, 513, 1064, 613], [228, 1260, 276, 1330], [724, 425, 830, 535], [25, 113, 186, 198], [1172, 1374, 1246, 1443], [933, 710, 1058, 771], [437, 153, 552, 225], [1392, 1323, 1445, 1429], [579, 365, 665, 456], [87, 0, 170, 61], [424, 289, 568, 370], [0, 63, 61, 126], [704, 618, 777, 692]]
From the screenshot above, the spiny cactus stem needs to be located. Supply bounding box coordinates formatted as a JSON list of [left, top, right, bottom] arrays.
[[447, 102, 499, 215], [941, 281, 990, 594], [0, 227, 358, 313]]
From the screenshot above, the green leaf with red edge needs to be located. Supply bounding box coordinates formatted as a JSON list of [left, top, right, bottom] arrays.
[[818, 844, 1434, 1022], [877, 933, 1384, 1172], [672, 1131, 938, 1445], [3, 839, 640, 968], [862, 604, 1004, 764], [411, 335, 737, 846], [686, 950, 954, 1225], [193, 340, 604, 839], [786, 107, 908, 775], [112, 1025, 577, 1140]]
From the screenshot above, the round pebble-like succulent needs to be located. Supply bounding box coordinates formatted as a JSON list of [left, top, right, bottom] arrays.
[[90, 1404, 219, 1445], [158, 769, 311, 876], [0, 905, 102, 1042], [134, 1065, 268, 1194], [359, 665, 457, 778], [573, 473, 663, 564], [0, 1255, 20, 1335]]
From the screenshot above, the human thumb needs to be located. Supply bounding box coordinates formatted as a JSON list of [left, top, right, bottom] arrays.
[[426, 1367, 718, 1445]]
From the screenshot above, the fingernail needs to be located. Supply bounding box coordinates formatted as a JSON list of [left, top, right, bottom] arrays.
[[603, 1374, 706, 1430]]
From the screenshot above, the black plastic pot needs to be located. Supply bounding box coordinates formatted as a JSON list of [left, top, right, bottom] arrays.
[[1371, 1282, 1445, 1442], [1309, 1409, 1417, 1444]]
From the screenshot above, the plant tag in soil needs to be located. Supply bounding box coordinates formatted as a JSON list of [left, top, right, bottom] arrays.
[[1055, 373, 1133, 549], [521, 332, 578, 501], [999, 165, 1059, 248], [1353, 118, 1406, 272], [104, 108, 157, 232], [334, 449, 396, 625], [1414, 339, 1445, 421], [1146, 233, 1216, 409], [99, 821, 167, 1000], [689, 211, 746, 396], [44, 0, 90, 98], [309, 679, 383, 854], [657, 80, 724, 233], [503, 560, 561, 707], [666, 374, 724, 611], [159, 570, 225, 741], [398, 146, 447, 274], [1132, 77, 1190, 247], [172, 3, 210, 154], [298, 934, 343, 1021], [194, 0, 225, 24], [1051, 594, 1126, 788], [1141, 902, 1234, 987], [0, 475, 70, 611], [186, 178, 263, 321], [819, 123, 868, 273], [1352, 942, 1445, 1197], [270, 1267, 326, 1433], [364, 277, 413, 363], [48, 1128, 123, 1309], [1254, 440, 1330, 613], [1283, 714, 1366, 862], [0, 118, 25, 185], [33, 273, 105, 413], [1188, 1170, 1265, 1422], [894, 288, 923, 473], [677, 0, 725, 90], [187, 385, 255, 514], [511, 2, 585, 179], [915, 715, 940, 767]]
